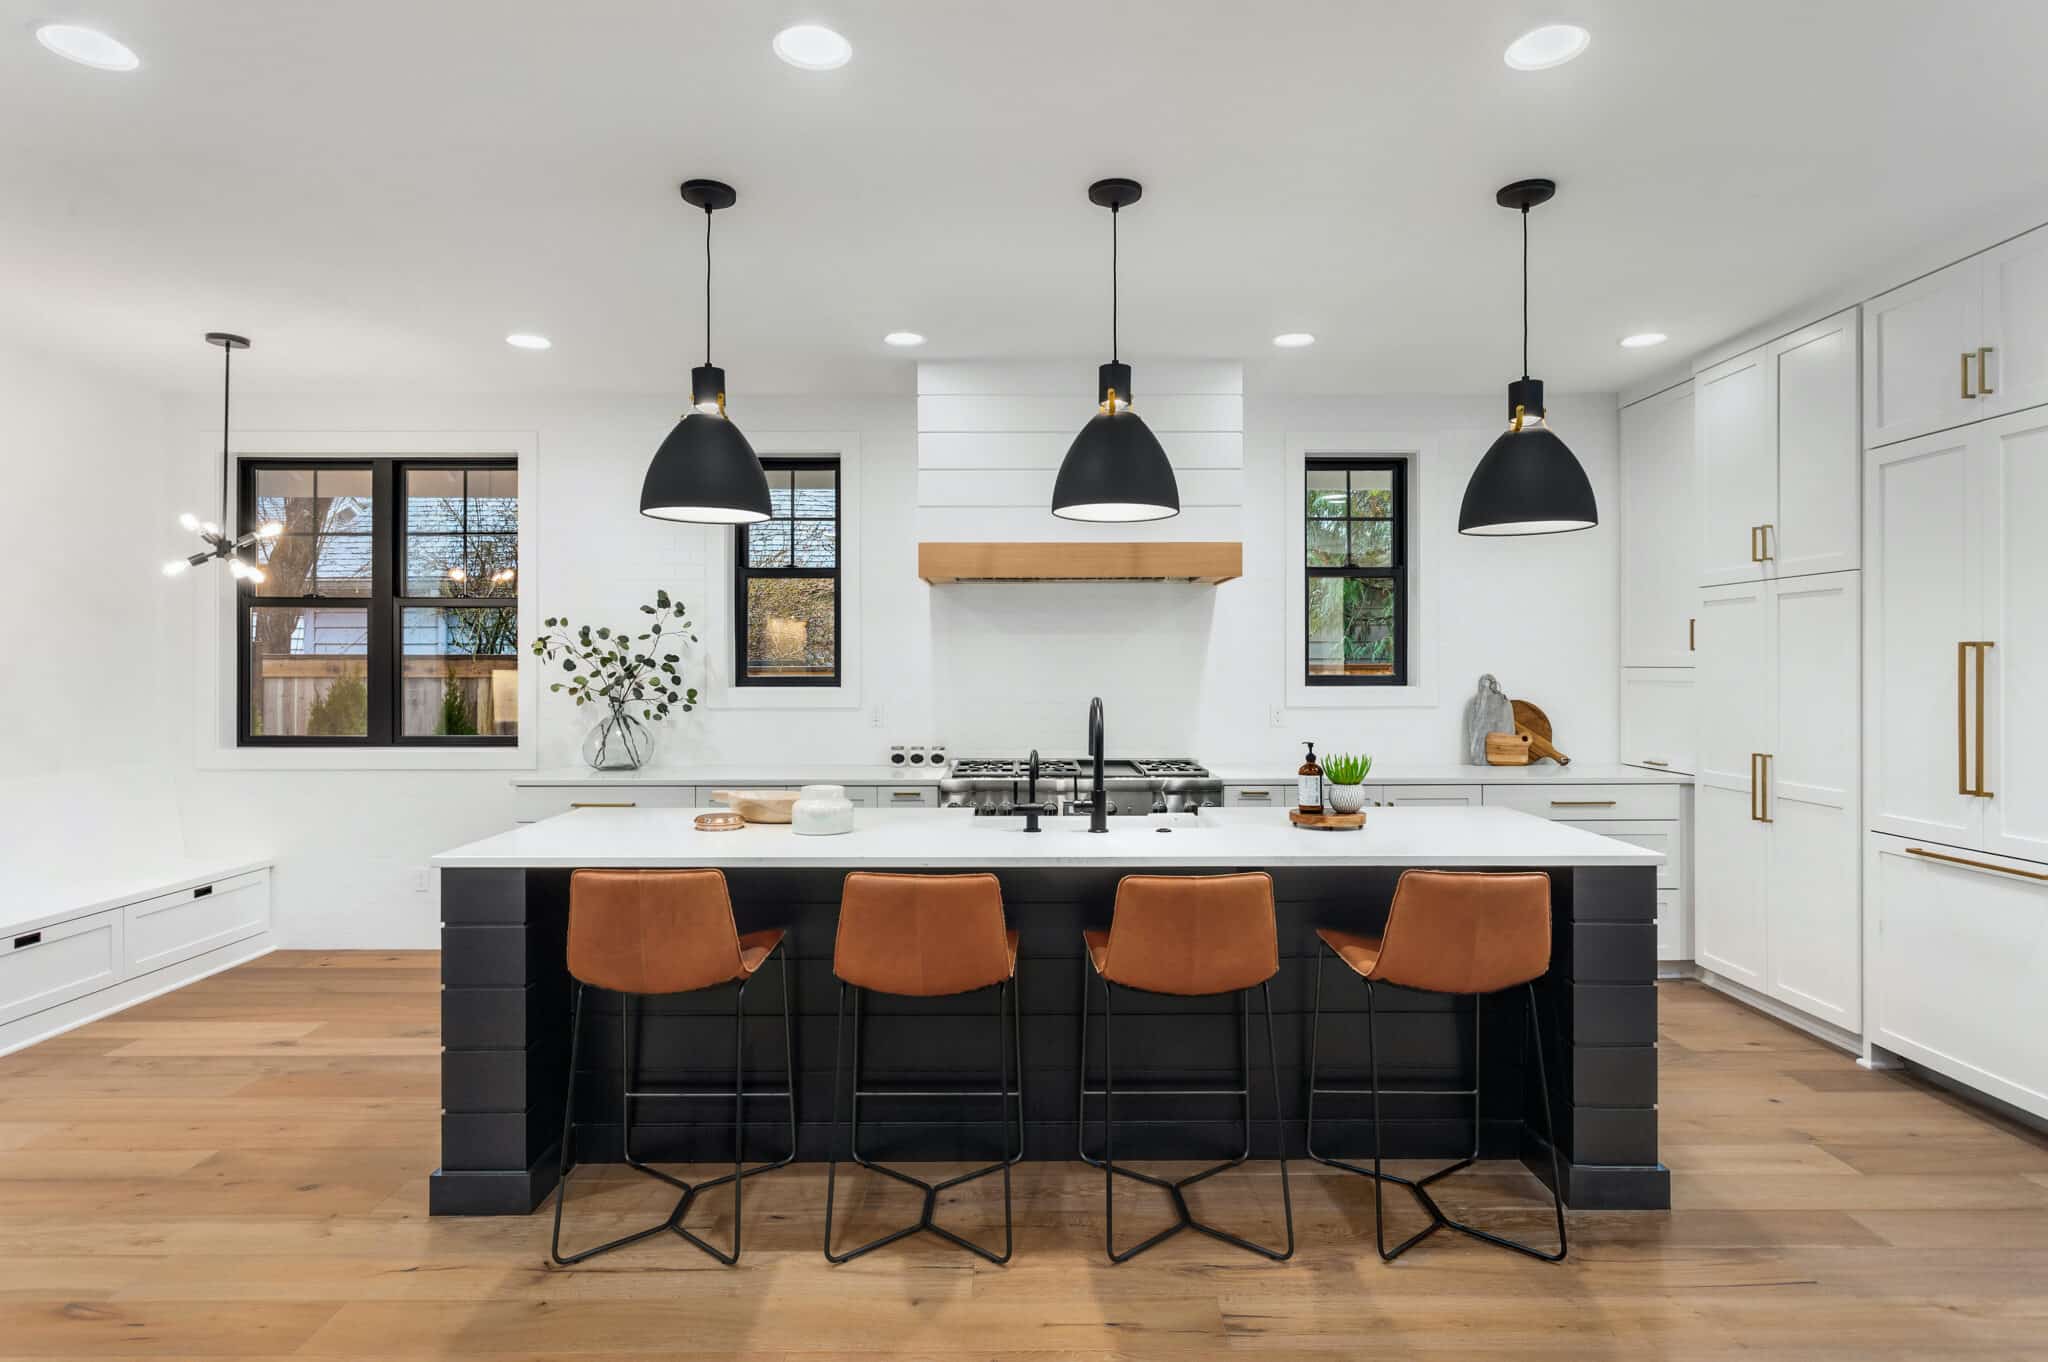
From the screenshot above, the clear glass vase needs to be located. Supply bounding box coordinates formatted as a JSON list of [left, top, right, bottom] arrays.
[[581, 704, 656, 771]]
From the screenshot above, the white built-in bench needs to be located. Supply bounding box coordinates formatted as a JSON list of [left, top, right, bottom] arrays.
[[0, 770, 273, 1056]]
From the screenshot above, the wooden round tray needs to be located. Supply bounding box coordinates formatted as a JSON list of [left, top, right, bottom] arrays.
[[1290, 809, 1366, 831]]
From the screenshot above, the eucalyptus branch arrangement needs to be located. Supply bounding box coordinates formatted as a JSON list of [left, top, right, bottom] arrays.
[[530, 590, 701, 721]]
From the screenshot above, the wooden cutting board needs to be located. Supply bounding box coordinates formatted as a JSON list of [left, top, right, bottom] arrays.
[[1290, 809, 1366, 831], [1510, 700, 1572, 766]]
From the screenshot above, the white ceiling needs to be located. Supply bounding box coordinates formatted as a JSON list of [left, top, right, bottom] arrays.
[[5, 0, 2048, 399]]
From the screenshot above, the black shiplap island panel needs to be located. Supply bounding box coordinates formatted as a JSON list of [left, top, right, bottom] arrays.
[[429, 834, 1665, 1216]]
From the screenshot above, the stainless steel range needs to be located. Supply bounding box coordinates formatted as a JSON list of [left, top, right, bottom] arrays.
[[941, 754, 1222, 816]]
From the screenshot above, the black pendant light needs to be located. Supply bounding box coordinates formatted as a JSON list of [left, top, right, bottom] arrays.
[[1051, 178, 1180, 522], [163, 332, 281, 581], [640, 179, 772, 524], [1458, 178, 1598, 536]]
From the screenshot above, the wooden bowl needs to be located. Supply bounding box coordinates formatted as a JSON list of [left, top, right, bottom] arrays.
[[708, 790, 801, 824]]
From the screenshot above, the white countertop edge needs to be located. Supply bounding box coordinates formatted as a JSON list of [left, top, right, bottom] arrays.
[[3, 857, 274, 938], [434, 807, 1663, 871], [511, 762, 1692, 788]]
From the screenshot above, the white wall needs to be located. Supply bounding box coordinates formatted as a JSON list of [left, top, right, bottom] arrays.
[[0, 340, 185, 884], [144, 374, 1617, 948]]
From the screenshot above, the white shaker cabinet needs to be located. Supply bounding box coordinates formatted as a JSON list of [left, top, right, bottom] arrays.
[[1868, 834, 2048, 1121], [1694, 308, 1860, 586], [1863, 224, 2048, 447], [1866, 407, 2048, 865], [1693, 351, 1775, 587], [1619, 380, 1697, 666], [1619, 669, 1694, 776], [1692, 574, 1862, 1027]]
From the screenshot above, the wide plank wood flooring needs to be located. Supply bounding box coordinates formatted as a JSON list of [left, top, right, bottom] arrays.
[[3, 952, 2047, 1359]]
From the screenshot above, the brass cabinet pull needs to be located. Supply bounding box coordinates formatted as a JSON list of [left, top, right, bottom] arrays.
[[1750, 753, 1760, 821], [1906, 846, 2046, 883], [1642, 759, 1671, 767], [570, 801, 637, 809], [1962, 351, 1976, 398], [1551, 799, 1618, 807], [1689, 617, 1696, 651], [1958, 641, 1996, 798], [1749, 526, 1761, 562], [1978, 346, 1995, 395], [1759, 753, 1773, 823], [1758, 524, 1774, 561]]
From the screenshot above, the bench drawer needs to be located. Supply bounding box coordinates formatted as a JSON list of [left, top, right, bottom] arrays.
[[1483, 783, 1681, 821], [124, 871, 270, 975], [1, 910, 121, 1026]]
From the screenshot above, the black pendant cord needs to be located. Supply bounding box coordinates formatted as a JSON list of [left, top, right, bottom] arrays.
[[1520, 206, 1530, 381], [1111, 203, 1119, 364], [218, 341, 232, 533], [704, 204, 713, 366]]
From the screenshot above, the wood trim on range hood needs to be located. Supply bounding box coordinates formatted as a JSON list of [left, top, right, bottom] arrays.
[[918, 541, 1242, 584]]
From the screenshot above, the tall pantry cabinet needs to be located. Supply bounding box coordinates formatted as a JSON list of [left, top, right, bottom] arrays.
[[1689, 307, 1863, 1032]]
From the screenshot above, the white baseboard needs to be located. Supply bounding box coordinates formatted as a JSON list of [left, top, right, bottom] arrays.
[[1683, 965, 1862, 1055], [0, 934, 275, 1058]]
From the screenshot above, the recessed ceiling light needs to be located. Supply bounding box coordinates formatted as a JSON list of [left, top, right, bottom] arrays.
[[1504, 24, 1590, 71], [883, 331, 926, 348], [35, 24, 140, 71], [773, 24, 852, 70], [1619, 332, 1668, 349], [1272, 332, 1316, 349], [505, 333, 552, 350]]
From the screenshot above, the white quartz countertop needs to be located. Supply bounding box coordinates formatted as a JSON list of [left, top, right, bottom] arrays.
[[434, 806, 1662, 870], [512, 762, 1688, 788]]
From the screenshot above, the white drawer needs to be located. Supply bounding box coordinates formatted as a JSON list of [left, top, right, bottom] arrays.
[[1483, 783, 1681, 821], [1656, 888, 1685, 960], [513, 785, 696, 823], [875, 786, 940, 809], [841, 787, 877, 808], [1557, 820, 1683, 891], [1374, 784, 1480, 808], [123, 871, 269, 975], [1, 909, 121, 1026], [1226, 785, 1293, 807]]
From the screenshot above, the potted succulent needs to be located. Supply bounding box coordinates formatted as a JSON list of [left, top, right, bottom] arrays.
[[531, 590, 700, 771], [1323, 752, 1373, 814]]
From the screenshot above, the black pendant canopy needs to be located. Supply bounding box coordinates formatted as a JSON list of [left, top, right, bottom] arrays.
[[1457, 178, 1598, 537], [1051, 177, 1180, 522], [640, 178, 772, 525]]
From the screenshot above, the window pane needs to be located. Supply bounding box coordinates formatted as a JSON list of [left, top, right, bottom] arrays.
[[792, 467, 836, 517], [467, 468, 518, 531], [744, 577, 835, 680], [404, 468, 465, 532], [401, 607, 519, 737], [1350, 469, 1396, 519], [1306, 519, 1347, 567], [466, 533, 518, 594], [1306, 468, 1348, 518], [765, 468, 794, 519], [251, 465, 372, 596], [1307, 577, 1398, 679], [792, 517, 837, 568], [745, 520, 792, 568], [1349, 519, 1394, 567], [248, 606, 368, 737], [406, 534, 467, 594]]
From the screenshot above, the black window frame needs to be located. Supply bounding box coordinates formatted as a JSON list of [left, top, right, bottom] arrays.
[[235, 456, 520, 747], [734, 456, 842, 688], [1303, 456, 1409, 688]]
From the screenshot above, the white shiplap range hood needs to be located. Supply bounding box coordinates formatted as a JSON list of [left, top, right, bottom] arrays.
[[915, 361, 1244, 584]]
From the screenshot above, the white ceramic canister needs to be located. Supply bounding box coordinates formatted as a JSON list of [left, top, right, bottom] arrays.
[[792, 783, 855, 836]]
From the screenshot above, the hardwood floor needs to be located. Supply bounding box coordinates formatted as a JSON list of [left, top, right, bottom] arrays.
[[3, 953, 2046, 1359]]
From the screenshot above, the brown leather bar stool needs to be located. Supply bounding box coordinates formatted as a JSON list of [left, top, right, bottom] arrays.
[[1078, 871, 1294, 1263], [550, 868, 794, 1266], [1305, 869, 1567, 1263], [824, 872, 1023, 1265]]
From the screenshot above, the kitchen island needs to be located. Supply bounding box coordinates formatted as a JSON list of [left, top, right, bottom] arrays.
[[431, 806, 1666, 1215]]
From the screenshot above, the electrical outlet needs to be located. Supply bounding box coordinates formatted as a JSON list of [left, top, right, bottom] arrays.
[[411, 867, 428, 894], [1270, 706, 1286, 728]]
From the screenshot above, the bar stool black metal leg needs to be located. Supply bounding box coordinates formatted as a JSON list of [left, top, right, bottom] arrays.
[[1094, 975, 1293, 1264], [551, 984, 686, 1266], [823, 977, 1020, 1265]]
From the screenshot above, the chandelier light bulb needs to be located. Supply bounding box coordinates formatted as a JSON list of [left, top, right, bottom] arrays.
[[180, 512, 201, 531], [163, 559, 190, 576]]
